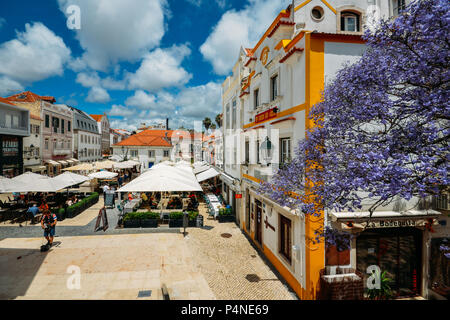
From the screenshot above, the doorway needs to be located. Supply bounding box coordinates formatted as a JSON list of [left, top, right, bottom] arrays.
[[255, 200, 263, 244], [356, 228, 422, 298], [246, 190, 250, 232]]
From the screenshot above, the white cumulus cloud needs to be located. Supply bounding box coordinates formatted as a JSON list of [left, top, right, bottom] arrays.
[[58, 0, 168, 72], [0, 22, 71, 94], [127, 44, 192, 91], [86, 86, 110, 103], [200, 0, 284, 75]]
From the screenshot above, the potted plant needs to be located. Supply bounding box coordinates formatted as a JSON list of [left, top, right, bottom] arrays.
[[366, 270, 393, 300], [218, 207, 235, 223], [188, 211, 199, 227], [123, 212, 140, 228], [169, 211, 184, 227], [139, 211, 159, 228]]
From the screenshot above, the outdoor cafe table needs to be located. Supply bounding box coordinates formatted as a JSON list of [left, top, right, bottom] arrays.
[[123, 199, 142, 214]]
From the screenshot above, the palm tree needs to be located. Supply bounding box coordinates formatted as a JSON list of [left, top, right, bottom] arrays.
[[210, 123, 217, 130], [203, 117, 212, 132], [215, 114, 222, 128]]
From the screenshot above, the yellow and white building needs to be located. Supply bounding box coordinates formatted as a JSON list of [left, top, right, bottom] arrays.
[[218, 0, 437, 300]]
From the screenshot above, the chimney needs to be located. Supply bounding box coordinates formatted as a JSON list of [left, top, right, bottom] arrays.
[[166, 118, 169, 130]]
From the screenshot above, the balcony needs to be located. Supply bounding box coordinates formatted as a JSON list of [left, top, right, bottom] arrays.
[[53, 149, 72, 156]]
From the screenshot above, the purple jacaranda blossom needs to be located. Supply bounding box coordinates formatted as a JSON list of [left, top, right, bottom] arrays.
[[259, 0, 449, 228]]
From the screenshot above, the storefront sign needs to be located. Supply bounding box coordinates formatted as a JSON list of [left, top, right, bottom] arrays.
[[255, 107, 278, 124], [366, 219, 417, 229], [2, 137, 19, 157], [235, 194, 242, 199]]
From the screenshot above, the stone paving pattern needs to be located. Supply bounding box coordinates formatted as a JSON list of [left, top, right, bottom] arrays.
[[0, 197, 298, 300]]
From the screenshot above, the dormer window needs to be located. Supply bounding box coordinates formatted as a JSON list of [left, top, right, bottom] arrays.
[[341, 12, 360, 32], [311, 6, 324, 22]]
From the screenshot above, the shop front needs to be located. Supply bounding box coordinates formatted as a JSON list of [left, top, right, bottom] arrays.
[[0, 135, 23, 177], [330, 210, 441, 299]]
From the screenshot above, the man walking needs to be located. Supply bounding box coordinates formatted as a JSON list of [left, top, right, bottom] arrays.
[[41, 210, 57, 246], [102, 183, 110, 203]]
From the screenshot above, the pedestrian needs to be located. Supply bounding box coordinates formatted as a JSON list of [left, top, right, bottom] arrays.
[[102, 183, 110, 203], [118, 174, 123, 187], [27, 204, 40, 217], [41, 210, 57, 246]]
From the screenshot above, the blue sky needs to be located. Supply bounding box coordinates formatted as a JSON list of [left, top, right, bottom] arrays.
[[0, 0, 287, 130]]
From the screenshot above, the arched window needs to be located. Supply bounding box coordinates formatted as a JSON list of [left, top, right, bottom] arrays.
[[341, 11, 360, 32]]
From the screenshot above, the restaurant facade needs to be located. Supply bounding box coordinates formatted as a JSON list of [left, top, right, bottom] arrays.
[[0, 98, 30, 177]]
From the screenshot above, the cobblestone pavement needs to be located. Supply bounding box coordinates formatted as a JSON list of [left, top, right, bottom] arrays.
[[186, 204, 298, 300], [0, 197, 298, 300]]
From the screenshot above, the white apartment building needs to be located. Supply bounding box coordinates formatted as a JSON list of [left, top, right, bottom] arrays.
[[23, 114, 46, 174], [220, 0, 439, 300], [71, 107, 102, 163]]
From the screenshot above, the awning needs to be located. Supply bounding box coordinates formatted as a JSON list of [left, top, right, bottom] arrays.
[[28, 165, 47, 172], [66, 159, 75, 164], [46, 160, 61, 166], [58, 160, 68, 165], [220, 171, 236, 185], [196, 168, 220, 182], [330, 209, 441, 231], [193, 165, 210, 174], [69, 158, 79, 163]]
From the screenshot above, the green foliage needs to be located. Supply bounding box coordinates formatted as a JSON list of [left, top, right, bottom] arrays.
[[124, 211, 159, 222], [219, 207, 233, 216], [169, 212, 184, 220], [366, 270, 393, 300], [188, 211, 199, 221]]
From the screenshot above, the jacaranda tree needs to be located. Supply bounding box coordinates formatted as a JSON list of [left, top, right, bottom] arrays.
[[260, 0, 449, 221]]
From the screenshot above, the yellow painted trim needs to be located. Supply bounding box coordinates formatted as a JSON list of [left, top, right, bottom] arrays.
[[295, 0, 312, 12], [243, 103, 307, 129], [304, 32, 325, 300], [275, 39, 291, 51], [251, 10, 291, 56], [321, 0, 337, 15], [242, 70, 256, 92], [263, 245, 304, 299], [243, 174, 263, 185]]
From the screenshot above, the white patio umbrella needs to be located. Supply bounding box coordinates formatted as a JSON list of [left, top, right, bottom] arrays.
[[7, 172, 64, 192], [196, 167, 220, 182], [94, 160, 116, 170], [52, 172, 91, 188], [88, 171, 118, 179], [118, 165, 202, 192], [63, 163, 94, 171]]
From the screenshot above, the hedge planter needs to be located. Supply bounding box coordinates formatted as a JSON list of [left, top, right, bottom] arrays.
[[124, 220, 141, 228], [218, 215, 235, 223], [140, 219, 158, 228], [169, 219, 183, 228]]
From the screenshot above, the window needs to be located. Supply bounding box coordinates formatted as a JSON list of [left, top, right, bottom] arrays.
[[279, 215, 292, 263], [130, 150, 138, 157], [45, 115, 50, 128], [77, 120, 80, 127], [68, 121, 71, 132], [164, 150, 169, 157], [226, 103, 231, 129], [280, 138, 291, 165], [433, 194, 449, 210], [245, 140, 250, 164], [341, 11, 360, 32], [52, 117, 59, 133], [311, 6, 324, 21], [148, 150, 155, 158], [270, 75, 278, 101], [61, 119, 65, 134], [394, 0, 406, 16], [254, 89, 259, 110], [232, 99, 237, 129], [256, 139, 260, 164], [53, 140, 57, 150], [45, 139, 49, 150]]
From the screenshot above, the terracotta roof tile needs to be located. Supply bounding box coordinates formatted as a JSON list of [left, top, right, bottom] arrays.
[[0, 97, 16, 106], [6, 91, 55, 103], [90, 114, 103, 122], [114, 134, 172, 147]]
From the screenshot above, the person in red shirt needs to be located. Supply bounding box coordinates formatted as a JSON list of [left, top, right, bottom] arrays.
[[39, 202, 49, 212]]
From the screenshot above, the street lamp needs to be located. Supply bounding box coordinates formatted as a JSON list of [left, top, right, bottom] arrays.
[[260, 136, 273, 165]]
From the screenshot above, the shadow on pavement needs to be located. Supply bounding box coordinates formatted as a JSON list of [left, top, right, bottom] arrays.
[[0, 247, 47, 299]]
